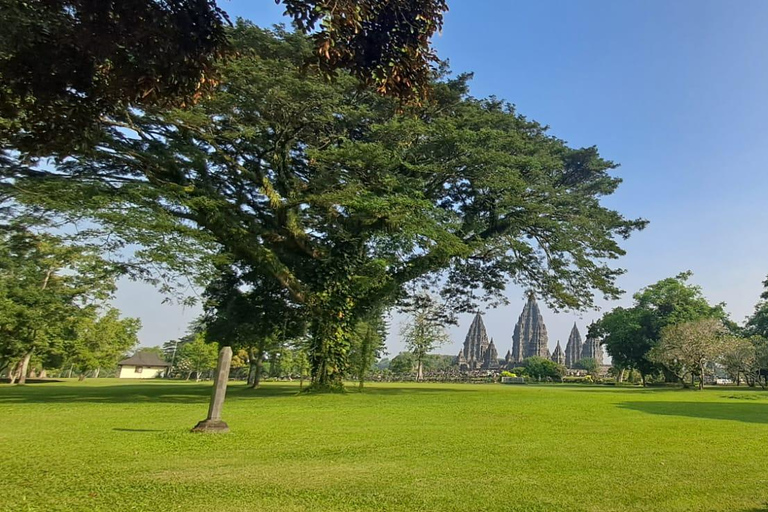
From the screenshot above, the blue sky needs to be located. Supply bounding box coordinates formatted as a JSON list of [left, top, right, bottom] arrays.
[[116, 0, 768, 357]]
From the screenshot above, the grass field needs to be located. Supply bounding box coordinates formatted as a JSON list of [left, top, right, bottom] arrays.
[[1, 380, 768, 512]]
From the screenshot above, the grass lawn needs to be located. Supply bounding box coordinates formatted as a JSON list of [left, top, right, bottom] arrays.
[[1, 380, 768, 512]]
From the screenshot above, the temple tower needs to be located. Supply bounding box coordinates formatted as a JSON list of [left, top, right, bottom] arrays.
[[482, 338, 500, 369], [581, 336, 604, 366], [511, 293, 549, 363], [551, 340, 565, 366], [460, 312, 490, 370], [565, 323, 583, 368]]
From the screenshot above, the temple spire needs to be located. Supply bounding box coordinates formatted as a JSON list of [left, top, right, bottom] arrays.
[[511, 293, 549, 364], [565, 323, 583, 368], [551, 340, 565, 366]]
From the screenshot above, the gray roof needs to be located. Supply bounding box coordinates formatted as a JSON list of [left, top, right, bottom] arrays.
[[118, 352, 171, 367]]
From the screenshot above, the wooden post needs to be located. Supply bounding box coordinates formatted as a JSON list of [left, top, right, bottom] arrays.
[[191, 346, 232, 433]]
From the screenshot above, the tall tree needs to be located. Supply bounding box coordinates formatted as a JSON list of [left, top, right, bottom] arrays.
[[350, 312, 387, 389], [592, 272, 728, 385], [5, 25, 645, 391], [401, 296, 450, 381], [0, 228, 118, 383], [650, 318, 729, 390], [745, 275, 768, 338], [177, 335, 218, 381], [68, 308, 140, 379]]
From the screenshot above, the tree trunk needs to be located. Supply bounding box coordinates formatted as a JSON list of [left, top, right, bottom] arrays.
[[416, 359, 424, 382], [248, 347, 264, 389], [17, 350, 33, 385], [699, 364, 705, 390], [78, 373, 86, 381], [308, 309, 351, 392], [616, 368, 624, 383], [253, 357, 263, 388], [93, 368, 100, 379], [186, 371, 192, 381], [8, 360, 20, 385], [641, 373, 646, 387], [67, 364, 74, 379]]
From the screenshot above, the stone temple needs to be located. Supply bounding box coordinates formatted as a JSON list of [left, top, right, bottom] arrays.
[[457, 312, 500, 371], [510, 292, 550, 364], [456, 294, 604, 370], [564, 323, 583, 369], [581, 335, 604, 365]]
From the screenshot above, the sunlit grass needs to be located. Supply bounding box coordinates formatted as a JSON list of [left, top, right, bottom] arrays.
[[1, 379, 768, 512]]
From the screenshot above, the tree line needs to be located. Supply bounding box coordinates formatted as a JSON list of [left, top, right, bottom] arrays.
[[592, 272, 768, 389], [0, 228, 140, 383]]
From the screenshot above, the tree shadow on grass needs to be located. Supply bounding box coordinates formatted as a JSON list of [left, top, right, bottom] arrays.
[[617, 401, 768, 424], [0, 382, 479, 404], [0, 383, 214, 404], [112, 428, 163, 432], [356, 385, 479, 395]]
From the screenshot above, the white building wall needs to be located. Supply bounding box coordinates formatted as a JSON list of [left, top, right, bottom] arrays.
[[118, 365, 166, 379]]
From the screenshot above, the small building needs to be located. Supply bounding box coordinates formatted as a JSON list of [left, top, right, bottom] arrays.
[[117, 352, 171, 379]]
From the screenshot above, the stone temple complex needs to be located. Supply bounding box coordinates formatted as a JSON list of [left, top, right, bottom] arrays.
[[456, 293, 604, 371]]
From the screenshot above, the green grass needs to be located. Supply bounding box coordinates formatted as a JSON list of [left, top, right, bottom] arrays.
[[2, 380, 768, 512]]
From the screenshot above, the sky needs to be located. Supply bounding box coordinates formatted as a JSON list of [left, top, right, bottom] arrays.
[[115, 0, 768, 359]]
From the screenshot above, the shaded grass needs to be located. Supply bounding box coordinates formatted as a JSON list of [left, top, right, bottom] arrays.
[[1, 380, 768, 511]]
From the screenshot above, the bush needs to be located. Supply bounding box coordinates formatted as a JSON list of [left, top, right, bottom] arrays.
[[500, 370, 516, 378], [562, 375, 594, 384]]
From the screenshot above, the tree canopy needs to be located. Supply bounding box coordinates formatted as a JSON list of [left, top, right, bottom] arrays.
[[4, 25, 645, 390], [1, 0, 448, 155], [592, 272, 729, 384]]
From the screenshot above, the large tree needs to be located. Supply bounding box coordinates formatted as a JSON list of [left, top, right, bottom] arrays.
[[4, 25, 645, 391], [592, 272, 728, 385], [0, 0, 447, 155]]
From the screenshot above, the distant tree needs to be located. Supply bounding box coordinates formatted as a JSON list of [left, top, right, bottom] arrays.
[[177, 335, 218, 381], [133, 346, 165, 359], [593, 272, 729, 386], [376, 358, 392, 371], [523, 356, 565, 382], [744, 336, 768, 389], [720, 336, 757, 386], [401, 296, 450, 381], [422, 354, 457, 372], [389, 352, 416, 376], [0, 228, 119, 384], [68, 308, 141, 379], [745, 276, 768, 338], [290, 344, 311, 390], [650, 318, 729, 389], [575, 357, 599, 378], [350, 312, 388, 390]]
